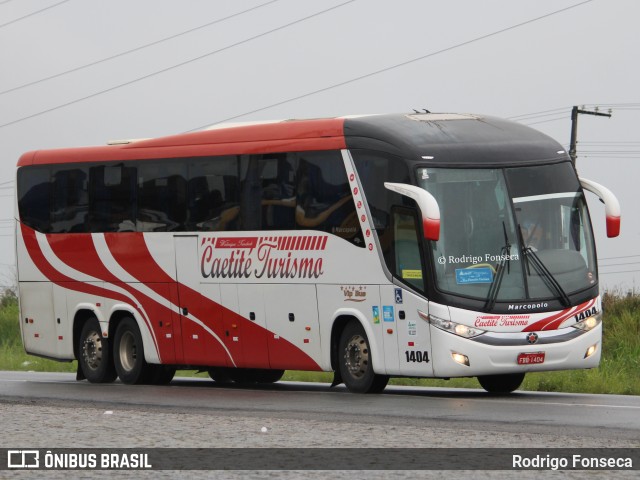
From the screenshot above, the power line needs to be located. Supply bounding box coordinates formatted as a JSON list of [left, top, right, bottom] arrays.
[[515, 110, 571, 121], [521, 116, 568, 126], [599, 269, 640, 275], [0, 0, 357, 130], [188, 0, 595, 130], [0, 0, 70, 29], [600, 261, 640, 268], [507, 107, 570, 120], [0, 0, 281, 96], [582, 156, 640, 160], [600, 254, 640, 261], [579, 142, 640, 145]]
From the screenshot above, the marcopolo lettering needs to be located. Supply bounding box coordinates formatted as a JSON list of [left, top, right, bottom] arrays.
[[508, 303, 549, 311]]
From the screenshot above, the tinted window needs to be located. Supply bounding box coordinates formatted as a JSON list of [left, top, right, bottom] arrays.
[[239, 154, 297, 231], [296, 151, 363, 246], [505, 162, 579, 198], [392, 208, 424, 291], [261, 154, 297, 230], [89, 164, 136, 232], [187, 156, 240, 231], [138, 162, 187, 232], [51, 166, 89, 233], [351, 150, 412, 255], [18, 166, 51, 232], [17, 150, 364, 243]]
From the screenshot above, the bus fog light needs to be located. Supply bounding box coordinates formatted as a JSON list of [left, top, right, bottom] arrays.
[[451, 352, 470, 366], [584, 344, 598, 359]]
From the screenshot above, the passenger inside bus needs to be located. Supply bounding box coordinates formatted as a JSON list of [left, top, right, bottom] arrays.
[[295, 159, 357, 233]]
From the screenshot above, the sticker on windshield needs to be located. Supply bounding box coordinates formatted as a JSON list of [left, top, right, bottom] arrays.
[[402, 269, 423, 279], [456, 267, 494, 285]]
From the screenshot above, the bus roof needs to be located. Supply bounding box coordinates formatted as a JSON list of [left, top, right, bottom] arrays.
[[17, 113, 568, 167]]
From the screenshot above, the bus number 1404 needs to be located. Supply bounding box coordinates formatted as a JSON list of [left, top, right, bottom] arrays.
[[405, 350, 429, 363]]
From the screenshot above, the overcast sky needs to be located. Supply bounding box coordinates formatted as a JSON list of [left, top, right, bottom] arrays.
[[1, 0, 638, 291]]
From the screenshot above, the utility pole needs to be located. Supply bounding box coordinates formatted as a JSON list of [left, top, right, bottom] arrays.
[[569, 106, 612, 165]]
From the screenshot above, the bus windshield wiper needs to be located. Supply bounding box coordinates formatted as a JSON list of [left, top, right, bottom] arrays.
[[484, 222, 511, 311], [517, 225, 571, 307]]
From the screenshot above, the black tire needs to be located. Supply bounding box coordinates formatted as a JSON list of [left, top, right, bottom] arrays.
[[78, 317, 117, 383], [148, 365, 176, 385], [338, 321, 389, 393], [113, 317, 151, 385], [478, 373, 525, 394]]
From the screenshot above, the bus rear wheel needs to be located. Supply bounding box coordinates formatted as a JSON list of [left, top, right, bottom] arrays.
[[78, 317, 117, 383], [478, 373, 525, 394], [113, 317, 151, 385], [338, 321, 389, 393]]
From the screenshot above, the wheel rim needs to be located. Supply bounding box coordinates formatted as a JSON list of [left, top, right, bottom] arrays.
[[118, 331, 138, 373], [344, 334, 369, 379], [82, 330, 103, 371]]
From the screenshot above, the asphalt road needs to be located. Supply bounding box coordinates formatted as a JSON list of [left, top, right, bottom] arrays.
[[0, 371, 638, 478]]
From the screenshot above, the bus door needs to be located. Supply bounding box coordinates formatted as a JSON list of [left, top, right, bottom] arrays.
[[174, 235, 229, 367], [383, 207, 433, 376]]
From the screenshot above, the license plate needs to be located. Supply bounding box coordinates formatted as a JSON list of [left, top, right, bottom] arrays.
[[517, 352, 545, 365]]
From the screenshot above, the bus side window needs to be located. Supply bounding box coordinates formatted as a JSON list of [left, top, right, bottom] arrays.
[[391, 208, 425, 291], [50, 166, 89, 233], [89, 164, 136, 232], [187, 156, 240, 232], [295, 151, 363, 246], [259, 154, 297, 230], [18, 166, 52, 233], [137, 162, 187, 232]]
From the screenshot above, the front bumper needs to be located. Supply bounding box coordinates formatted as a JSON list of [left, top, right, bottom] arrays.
[[430, 323, 602, 377]]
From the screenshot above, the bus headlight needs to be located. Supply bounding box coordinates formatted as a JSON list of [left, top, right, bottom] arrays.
[[420, 311, 485, 338], [571, 312, 602, 332]]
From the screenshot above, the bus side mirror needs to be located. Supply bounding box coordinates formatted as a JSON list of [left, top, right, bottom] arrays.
[[384, 182, 440, 241], [579, 177, 621, 238]]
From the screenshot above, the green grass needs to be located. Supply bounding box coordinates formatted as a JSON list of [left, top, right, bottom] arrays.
[[1, 290, 639, 394]]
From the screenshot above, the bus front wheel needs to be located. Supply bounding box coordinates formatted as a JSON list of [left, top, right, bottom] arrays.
[[478, 373, 525, 394], [113, 317, 151, 384], [78, 317, 117, 383], [338, 321, 389, 393]]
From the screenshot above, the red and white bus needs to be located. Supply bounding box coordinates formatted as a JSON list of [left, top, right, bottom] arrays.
[[15, 112, 620, 393]]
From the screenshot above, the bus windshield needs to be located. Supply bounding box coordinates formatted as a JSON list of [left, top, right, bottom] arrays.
[[417, 162, 597, 304]]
